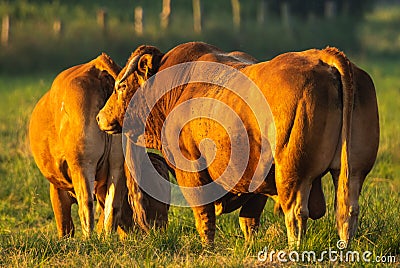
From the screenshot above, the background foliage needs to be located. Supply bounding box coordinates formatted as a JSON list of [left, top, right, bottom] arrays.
[[0, 0, 396, 74]]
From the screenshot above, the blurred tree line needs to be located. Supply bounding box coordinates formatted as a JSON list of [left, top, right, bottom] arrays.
[[267, 0, 375, 18], [0, 0, 392, 74]]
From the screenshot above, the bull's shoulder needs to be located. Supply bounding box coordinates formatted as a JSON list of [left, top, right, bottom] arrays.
[[170, 41, 223, 57], [196, 51, 256, 68], [161, 42, 257, 70], [227, 51, 258, 64], [160, 42, 224, 69]]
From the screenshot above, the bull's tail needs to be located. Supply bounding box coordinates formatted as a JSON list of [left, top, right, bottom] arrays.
[[319, 47, 354, 240], [93, 53, 122, 80]]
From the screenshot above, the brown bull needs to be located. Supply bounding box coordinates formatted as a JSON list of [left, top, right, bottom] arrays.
[[29, 54, 170, 238], [97, 43, 275, 240], [29, 53, 126, 237], [97, 42, 379, 246]]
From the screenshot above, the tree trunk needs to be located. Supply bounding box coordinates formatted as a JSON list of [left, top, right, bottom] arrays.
[[231, 0, 241, 31], [97, 9, 107, 33], [281, 2, 292, 37], [193, 0, 202, 33], [325, 1, 337, 19], [134, 6, 143, 35], [257, 0, 267, 25], [160, 0, 171, 29], [53, 19, 63, 37], [1, 15, 9, 46]]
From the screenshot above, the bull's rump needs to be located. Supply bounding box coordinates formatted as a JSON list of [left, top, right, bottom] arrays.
[[244, 51, 343, 178], [29, 91, 71, 188], [29, 64, 110, 190]]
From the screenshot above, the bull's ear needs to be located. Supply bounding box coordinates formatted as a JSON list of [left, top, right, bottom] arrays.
[[137, 54, 154, 79]]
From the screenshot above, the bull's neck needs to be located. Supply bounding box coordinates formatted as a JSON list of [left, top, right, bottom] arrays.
[[134, 84, 184, 155], [142, 109, 164, 152], [145, 88, 183, 152]]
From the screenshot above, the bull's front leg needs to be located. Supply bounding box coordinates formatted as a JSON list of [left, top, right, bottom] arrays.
[[175, 170, 216, 246], [192, 204, 216, 245]]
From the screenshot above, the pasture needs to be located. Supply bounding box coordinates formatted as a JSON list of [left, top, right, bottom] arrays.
[[0, 57, 399, 268], [1, 6, 400, 268]]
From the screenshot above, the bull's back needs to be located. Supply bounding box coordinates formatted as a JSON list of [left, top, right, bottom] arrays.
[[160, 42, 255, 71]]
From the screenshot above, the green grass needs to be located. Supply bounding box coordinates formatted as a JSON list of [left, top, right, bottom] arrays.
[[0, 61, 399, 267], [1, 5, 400, 267]]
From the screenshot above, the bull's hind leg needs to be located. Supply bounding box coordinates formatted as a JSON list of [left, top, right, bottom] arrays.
[[331, 169, 364, 243], [69, 167, 95, 238], [50, 183, 75, 238], [275, 165, 312, 248], [175, 170, 216, 246], [238, 194, 268, 241]]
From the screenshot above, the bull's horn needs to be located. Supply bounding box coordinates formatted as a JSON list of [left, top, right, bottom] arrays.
[[116, 55, 140, 86]]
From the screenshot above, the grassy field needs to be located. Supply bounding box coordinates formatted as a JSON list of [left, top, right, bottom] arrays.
[[0, 60, 399, 267], [1, 7, 400, 268]]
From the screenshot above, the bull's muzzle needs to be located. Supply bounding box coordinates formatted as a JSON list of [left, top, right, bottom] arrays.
[[96, 111, 122, 134]]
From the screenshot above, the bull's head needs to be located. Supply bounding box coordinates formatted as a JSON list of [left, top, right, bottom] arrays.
[[96, 45, 164, 134], [97, 46, 169, 232]]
